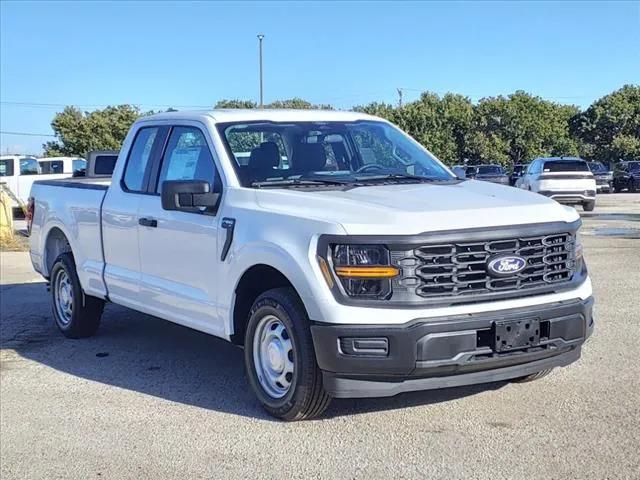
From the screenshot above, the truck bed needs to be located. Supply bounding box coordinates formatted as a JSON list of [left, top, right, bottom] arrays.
[[29, 177, 111, 299], [34, 177, 111, 190]]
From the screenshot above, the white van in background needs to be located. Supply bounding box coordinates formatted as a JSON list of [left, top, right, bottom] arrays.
[[37, 156, 86, 175], [0, 155, 84, 210]]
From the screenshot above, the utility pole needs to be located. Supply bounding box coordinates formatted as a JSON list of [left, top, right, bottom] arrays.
[[397, 88, 404, 108], [257, 34, 265, 108]]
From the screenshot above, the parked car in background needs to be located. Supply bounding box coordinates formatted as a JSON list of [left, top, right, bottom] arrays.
[[587, 162, 613, 193], [518, 157, 596, 211], [28, 109, 593, 420], [613, 161, 640, 193], [37, 157, 86, 175], [1, 155, 75, 210], [468, 164, 509, 185], [510, 163, 528, 186], [451, 165, 467, 178]]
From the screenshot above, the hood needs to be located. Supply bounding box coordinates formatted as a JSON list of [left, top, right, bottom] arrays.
[[254, 179, 579, 235]]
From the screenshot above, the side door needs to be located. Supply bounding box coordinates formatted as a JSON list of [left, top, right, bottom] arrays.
[[102, 125, 168, 308], [137, 124, 224, 336]]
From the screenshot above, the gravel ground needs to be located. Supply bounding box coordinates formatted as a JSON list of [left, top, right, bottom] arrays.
[[1, 194, 639, 479]]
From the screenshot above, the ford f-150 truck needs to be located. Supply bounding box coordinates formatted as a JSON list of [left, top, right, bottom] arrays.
[[28, 110, 594, 420]]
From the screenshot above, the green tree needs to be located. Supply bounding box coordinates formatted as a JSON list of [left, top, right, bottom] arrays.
[[215, 99, 258, 109], [570, 84, 640, 163], [215, 98, 333, 110], [470, 91, 579, 166], [43, 105, 146, 157]]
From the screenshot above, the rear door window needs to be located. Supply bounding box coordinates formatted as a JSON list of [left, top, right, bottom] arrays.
[[39, 160, 64, 174]]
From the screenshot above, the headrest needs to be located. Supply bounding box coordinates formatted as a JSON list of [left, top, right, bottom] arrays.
[[293, 143, 326, 172]]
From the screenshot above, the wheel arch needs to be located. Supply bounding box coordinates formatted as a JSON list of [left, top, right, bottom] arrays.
[[230, 264, 308, 346], [43, 225, 74, 278]]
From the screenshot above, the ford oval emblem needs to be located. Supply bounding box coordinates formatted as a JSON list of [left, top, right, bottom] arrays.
[[487, 255, 527, 277]]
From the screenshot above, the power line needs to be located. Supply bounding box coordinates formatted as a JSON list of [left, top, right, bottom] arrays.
[[1, 101, 213, 109], [0, 130, 56, 137]]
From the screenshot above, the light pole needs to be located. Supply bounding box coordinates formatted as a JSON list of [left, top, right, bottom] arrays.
[[257, 34, 265, 108]]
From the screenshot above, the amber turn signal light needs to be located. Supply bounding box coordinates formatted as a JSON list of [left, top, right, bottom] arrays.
[[334, 266, 400, 278]]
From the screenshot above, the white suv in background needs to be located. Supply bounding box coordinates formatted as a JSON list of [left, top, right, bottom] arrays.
[[518, 157, 597, 211]]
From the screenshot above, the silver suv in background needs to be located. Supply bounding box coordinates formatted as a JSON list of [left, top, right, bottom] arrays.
[[518, 157, 597, 211]]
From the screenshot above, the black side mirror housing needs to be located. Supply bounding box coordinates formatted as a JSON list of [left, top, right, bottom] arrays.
[[161, 180, 220, 213]]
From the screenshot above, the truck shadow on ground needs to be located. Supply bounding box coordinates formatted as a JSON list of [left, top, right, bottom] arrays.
[[1, 282, 507, 422]]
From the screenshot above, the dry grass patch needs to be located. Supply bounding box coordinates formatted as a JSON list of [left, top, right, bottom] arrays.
[[0, 233, 30, 252]]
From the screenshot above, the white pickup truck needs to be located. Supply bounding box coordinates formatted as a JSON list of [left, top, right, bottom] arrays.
[[0, 155, 84, 210], [28, 110, 594, 420]]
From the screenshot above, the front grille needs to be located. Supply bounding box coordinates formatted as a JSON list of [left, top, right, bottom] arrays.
[[394, 233, 576, 299]]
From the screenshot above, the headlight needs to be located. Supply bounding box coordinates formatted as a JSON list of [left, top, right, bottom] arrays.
[[328, 244, 398, 299]]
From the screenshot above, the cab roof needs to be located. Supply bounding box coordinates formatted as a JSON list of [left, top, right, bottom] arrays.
[[142, 109, 380, 124]]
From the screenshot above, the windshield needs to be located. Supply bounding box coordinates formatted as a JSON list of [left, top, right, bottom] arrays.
[[628, 162, 640, 172], [217, 120, 454, 187], [542, 160, 589, 172], [19, 158, 39, 175], [588, 162, 607, 173], [477, 165, 504, 175]]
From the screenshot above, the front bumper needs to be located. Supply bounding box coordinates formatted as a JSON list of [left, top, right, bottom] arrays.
[[311, 296, 594, 398]]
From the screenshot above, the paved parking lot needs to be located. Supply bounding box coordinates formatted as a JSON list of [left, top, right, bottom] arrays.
[[1, 194, 639, 479]]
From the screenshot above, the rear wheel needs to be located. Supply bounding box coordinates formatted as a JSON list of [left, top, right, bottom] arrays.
[[50, 253, 104, 338], [582, 200, 595, 212], [244, 287, 331, 421], [511, 369, 553, 383]]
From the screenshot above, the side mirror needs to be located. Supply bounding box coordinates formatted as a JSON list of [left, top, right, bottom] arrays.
[[161, 180, 220, 212]]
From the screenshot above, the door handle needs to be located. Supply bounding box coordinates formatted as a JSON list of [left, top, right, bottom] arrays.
[[138, 217, 158, 228]]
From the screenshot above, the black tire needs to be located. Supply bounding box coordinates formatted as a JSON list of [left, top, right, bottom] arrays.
[[244, 287, 331, 421], [613, 182, 622, 193], [629, 179, 637, 193], [511, 369, 553, 383], [50, 253, 104, 338], [582, 200, 595, 212]]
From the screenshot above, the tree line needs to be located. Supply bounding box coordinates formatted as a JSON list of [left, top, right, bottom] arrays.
[[44, 84, 639, 168]]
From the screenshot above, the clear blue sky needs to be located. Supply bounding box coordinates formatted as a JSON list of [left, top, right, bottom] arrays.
[[1, 0, 639, 154]]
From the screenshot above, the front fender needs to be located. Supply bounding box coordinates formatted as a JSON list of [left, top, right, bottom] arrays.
[[219, 241, 325, 337]]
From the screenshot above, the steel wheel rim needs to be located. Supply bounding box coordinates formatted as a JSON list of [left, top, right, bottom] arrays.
[[53, 269, 73, 326], [252, 314, 295, 399]]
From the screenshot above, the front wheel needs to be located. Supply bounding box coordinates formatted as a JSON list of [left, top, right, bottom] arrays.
[[583, 200, 595, 212], [50, 253, 105, 338], [244, 287, 331, 421], [629, 179, 637, 193]]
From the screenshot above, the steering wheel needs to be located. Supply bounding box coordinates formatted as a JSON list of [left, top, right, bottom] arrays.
[[355, 164, 386, 174]]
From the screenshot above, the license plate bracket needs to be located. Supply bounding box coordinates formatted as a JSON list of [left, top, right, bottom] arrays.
[[494, 318, 541, 352]]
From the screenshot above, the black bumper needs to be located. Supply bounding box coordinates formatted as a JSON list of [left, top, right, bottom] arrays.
[[311, 297, 594, 398]]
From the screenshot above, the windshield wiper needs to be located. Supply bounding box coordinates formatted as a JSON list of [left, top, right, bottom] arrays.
[[354, 173, 449, 183], [251, 177, 353, 188]]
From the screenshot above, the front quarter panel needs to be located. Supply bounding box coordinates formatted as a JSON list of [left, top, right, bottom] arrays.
[[216, 188, 346, 338]]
